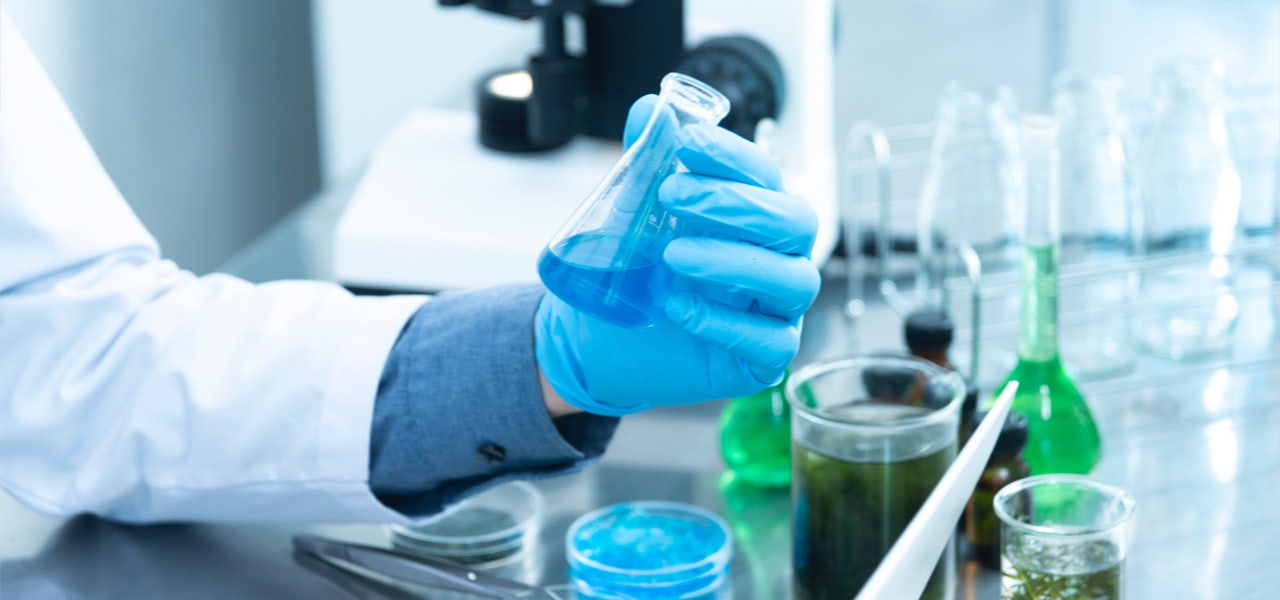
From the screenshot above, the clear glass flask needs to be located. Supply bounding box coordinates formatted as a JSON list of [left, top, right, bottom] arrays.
[[1052, 71, 1137, 379], [538, 73, 730, 328], [917, 82, 1022, 308], [1132, 59, 1241, 359], [994, 115, 1102, 476]]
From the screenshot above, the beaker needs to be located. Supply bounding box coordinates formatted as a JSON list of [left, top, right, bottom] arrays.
[[1052, 71, 1137, 379], [1132, 59, 1241, 360], [916, 82, 1022, 309], [538, 73, 730, 328], [994, 475, 1135, 600], [786, 356, 965, 600]]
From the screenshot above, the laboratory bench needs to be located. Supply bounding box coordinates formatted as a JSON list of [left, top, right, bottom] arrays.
[[3, 174, 1279, 599]]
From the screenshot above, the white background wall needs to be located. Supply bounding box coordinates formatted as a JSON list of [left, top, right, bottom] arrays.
[[310, 0, 540, 180], [5, 0, 320, 274], [7, 1, 1275, 272], [313, 0, 1279, 182]]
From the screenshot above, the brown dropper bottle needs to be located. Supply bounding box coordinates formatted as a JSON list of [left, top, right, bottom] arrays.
[[904, 308, 980, 443], [966, 411, 1031, 568]]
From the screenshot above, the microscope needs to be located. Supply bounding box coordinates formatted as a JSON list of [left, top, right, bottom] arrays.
[[333, 0, 836, 292], [443, 0, 782, 149]]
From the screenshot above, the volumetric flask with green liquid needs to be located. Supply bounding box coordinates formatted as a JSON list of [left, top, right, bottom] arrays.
[[538, 73, 730, 328]]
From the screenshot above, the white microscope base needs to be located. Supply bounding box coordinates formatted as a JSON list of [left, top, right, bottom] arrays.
[[333, 108, 837, 292]]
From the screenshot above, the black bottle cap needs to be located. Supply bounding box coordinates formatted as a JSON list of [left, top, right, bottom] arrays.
[[904, 309, 955, 352], [992, 412, 1030, 455]]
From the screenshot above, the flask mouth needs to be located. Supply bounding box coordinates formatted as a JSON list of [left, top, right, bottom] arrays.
[[1051, 70, 1123, 121], [1152, 58, 1228, 107], [1155, 58, 1226, 89], [937, 80, 1018, 126], [660, 72, 731, 124]]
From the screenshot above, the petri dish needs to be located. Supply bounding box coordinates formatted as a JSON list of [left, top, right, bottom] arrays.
[[566, 501, 733, 599], [388, 481, 543, 569], [544, 584, 637, 600]]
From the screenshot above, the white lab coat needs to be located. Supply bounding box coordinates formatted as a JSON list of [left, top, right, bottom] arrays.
[[0, 11, 428, 523]]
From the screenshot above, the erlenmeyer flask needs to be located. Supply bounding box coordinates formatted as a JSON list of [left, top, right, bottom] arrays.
[[719, 371, 791, 488], [916, 82, 1022, 308], [538, 73, 730, 328], [1052, 71, 1137, 379], [1133, 59, 1241, 359]]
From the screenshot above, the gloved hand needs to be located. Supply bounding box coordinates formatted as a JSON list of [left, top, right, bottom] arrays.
[[534, 95, 821, 416]]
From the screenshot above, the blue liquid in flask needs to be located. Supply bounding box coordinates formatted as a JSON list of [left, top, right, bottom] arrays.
[[537, 73, 730, 329], [538, 232, 672, 329]]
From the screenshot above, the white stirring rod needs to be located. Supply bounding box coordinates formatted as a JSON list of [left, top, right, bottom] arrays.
[[854, 381, 1019, 600]]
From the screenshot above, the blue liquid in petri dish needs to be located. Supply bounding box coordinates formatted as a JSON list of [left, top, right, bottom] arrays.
[[567, 502, 732, 599], [538, 232, 672, 329]]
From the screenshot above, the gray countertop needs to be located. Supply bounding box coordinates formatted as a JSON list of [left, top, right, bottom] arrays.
[[3, 174, 1278, 599]]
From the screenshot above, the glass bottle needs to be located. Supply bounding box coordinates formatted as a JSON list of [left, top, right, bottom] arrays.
[[719, 372, 791, 488], [903, 308, 981, 446], [965, 411, 1031, 568], [538, 73, 730, 328], [905, 308, 957, 371], [903, 307, 984, 537], [917, 82, 1022, 309], [1052, 71, 1136, 380], [1132, 59, 1241, 359], [994, 115, 1102, 476]]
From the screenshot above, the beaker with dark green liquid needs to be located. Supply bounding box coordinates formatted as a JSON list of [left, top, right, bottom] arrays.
[[786, 356, 966, 600]]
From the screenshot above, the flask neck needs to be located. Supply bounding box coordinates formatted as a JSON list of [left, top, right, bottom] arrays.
[[1018, 116, 1061, 363], [631, 73, 730, 149], [1151, 60, 1229, 123], [1053, 75, 1126, 137], [1018, 243, 1060, 362]]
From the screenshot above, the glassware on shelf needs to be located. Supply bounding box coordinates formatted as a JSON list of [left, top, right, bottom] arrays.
[[994, 115, 1102, 476], [994, 475, 1135, 600], [916, 82, 1022, 310], [538, 73, 730, 329], [1052, 71, 1137, 380], [1132, 59, 1241, 360]]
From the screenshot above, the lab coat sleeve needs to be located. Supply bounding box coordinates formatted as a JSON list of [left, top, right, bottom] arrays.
[[368, 284, 620, 518], [0, 10, 416, 523]]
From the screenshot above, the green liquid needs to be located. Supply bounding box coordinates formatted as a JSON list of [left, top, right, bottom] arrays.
[[997, 358, 1100, 474], [792, 411, 955, 600], [1001, 540, 1123, 599], [719, 379, 791, 488], [999, 242, 1101, 475]]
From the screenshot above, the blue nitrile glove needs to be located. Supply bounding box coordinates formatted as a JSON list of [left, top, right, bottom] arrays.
[[534, 95, 821, 416]]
